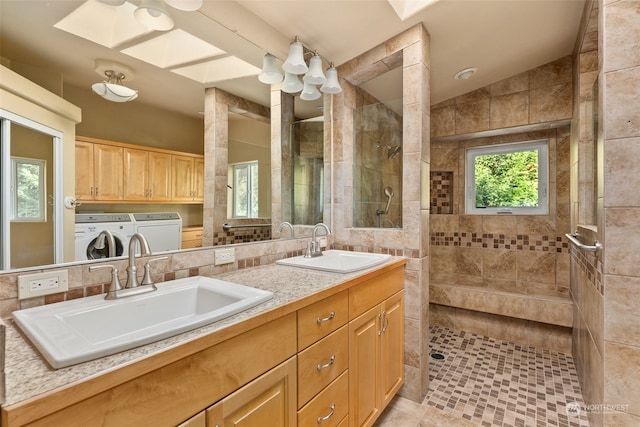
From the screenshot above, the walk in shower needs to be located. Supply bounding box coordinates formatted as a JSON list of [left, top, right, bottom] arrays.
[[290, 117, 324, 225], [353, 97, 403, 228]]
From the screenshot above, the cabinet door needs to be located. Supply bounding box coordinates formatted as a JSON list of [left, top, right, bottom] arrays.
[[193, 157, 205, 201], [148, 151, 172, 201], [348, 305, 381, 427], [93, 143, 123, 200], [123, 148, 149, 201], [172, 155, 194, 201], [75, 141, 94, 200], [207, 357, 297, 427], [380, 291, 404, 408]]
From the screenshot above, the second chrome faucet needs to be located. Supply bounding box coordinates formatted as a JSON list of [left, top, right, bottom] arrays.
[[305, 223, 331, 258]]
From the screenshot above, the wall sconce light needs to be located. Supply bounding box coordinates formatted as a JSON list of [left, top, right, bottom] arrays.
[[258, 36, 342, 99]]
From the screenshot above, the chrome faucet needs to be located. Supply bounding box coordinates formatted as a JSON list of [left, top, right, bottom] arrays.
[[277, 221, 294, 239], [126, 233, 151, 288], [305, 223, 331, 258], [94, 230, 116, 258]]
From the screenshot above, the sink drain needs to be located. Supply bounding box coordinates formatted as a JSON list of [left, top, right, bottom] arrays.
[[430, 352, 445, 360]]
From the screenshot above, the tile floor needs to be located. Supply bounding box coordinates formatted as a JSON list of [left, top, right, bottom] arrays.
[[374, 326, 590, 427]]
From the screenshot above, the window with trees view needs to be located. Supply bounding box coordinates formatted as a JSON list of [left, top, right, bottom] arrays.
[[232, 161, 259, 218], [11, 157, 46, 222], [465, 140, 548, 215]]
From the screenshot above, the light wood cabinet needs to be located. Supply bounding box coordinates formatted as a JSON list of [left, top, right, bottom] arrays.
[[75, 141, 123, 201], [75, 136, 203, 204], [172, 155, 204, 202], [123, 148, 172, 201], [348, 268, 405, 427], [182, 226, 204, 249], [206, 357, 297, 427]]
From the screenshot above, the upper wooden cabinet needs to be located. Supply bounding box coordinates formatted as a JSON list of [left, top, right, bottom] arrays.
[[123, 148, 172, 202], [75, 140, 123, 201], [172, 155, 204, 202], [75, 137, 203, 204]]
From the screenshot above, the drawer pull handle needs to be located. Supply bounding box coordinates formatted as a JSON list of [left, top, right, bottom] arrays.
[[316, 354, 335, 371], [317, 403, 335, 423], [317, 311, 335, 324]]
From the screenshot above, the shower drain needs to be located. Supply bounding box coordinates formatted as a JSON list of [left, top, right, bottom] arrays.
[[430, 352, 445, 360]]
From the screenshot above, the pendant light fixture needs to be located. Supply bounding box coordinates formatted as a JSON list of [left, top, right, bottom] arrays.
[[282, 37, 308, 75], [91, 60, 138, 103], [281, 72, 304, 94], [134, 0, 174, 31], [258, 53, 284, 84], [258, 37, 342, 99]]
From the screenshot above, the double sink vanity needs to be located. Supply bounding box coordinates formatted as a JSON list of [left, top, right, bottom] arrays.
[[2, 250, 406, 427]]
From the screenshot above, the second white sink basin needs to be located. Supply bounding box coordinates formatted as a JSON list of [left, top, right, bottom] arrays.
[[12, 276, 273, 369], [275, 250, 391, 273]]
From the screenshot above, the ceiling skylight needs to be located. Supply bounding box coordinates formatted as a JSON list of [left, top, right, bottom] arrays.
[[387, 0, 441, 21], [121, 29, 226, 69], [54, 0, 151, 48], [171, 57, 261, 84]]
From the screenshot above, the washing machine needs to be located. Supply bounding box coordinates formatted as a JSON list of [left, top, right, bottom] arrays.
[[74, 213, 136, 261], [133, 212, 182, 254]]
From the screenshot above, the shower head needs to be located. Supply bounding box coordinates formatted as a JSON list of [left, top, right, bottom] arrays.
[[388, 145, 401, 159], [376, 142, 402, 159]]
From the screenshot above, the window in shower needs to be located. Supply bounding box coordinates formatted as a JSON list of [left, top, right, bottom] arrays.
[[465, 140, 548, 215]]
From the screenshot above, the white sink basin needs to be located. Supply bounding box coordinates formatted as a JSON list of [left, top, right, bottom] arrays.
[[275, 250, 391, 273], [12, 276, 273, 369]]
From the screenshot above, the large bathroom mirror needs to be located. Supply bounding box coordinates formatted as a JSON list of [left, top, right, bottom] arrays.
[[0, 112, 63, 270], [353, 65, 403, 228]]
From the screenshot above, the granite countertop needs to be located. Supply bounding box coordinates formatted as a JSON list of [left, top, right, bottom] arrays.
[[2, 259, 403, 408]]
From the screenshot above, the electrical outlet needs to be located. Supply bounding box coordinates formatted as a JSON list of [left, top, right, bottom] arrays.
[[18, 270, 69, 300], [214, 248, 235, 265]]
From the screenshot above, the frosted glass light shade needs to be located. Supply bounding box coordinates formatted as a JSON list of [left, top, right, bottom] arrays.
[[258, 53, 283, 84], [92, 82, 138, 102], [320, 65, 342, 94], [281, 72, 303, 94], [134, 0, 174, 31], [282, 40, 308, 75], [300, 81, 321, 101], [303, 54, 326, 85], [164, 0, 203, 11]]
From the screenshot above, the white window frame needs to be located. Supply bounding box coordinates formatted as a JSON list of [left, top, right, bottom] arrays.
[[231, 161, 259, 218], [465, 139, 549, 215], [10, 156, 47, 222]]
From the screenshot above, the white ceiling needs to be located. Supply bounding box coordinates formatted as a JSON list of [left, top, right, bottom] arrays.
[[0, 0, 586, 120]]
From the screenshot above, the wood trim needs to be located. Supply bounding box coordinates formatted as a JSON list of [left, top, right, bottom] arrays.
[[76, 136, 203, 158]]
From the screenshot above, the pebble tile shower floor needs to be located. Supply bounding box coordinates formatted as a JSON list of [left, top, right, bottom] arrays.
[[374, 326, 590, 427]]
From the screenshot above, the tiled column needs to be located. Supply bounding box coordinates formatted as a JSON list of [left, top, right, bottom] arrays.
[[601, 1, 640, 426]]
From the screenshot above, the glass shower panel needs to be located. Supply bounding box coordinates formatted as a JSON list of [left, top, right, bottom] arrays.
[[353, 101, 403, 228], [291, 118, 324, 225]]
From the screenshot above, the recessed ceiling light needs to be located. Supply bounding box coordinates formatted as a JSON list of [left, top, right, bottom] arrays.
[[453, 67, 478, 80]]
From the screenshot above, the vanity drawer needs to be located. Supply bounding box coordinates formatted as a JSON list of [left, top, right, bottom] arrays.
[[182, 227, 203, 241], [297, 325, 348, 407], [297, 370, 348, 427], [298, 290, 348, 351]]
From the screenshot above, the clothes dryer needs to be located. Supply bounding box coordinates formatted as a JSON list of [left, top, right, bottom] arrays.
[[74, 214, 136, 261], [132, 212, 182, 253]]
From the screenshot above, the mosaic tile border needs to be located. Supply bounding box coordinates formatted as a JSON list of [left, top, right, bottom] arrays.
[[430, 171, 454, 214], [431, 232, 570, 253], [570, 245, 603, 296]]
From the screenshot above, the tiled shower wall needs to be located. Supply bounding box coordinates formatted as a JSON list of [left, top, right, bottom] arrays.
[[429, 55, 573, 351]]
